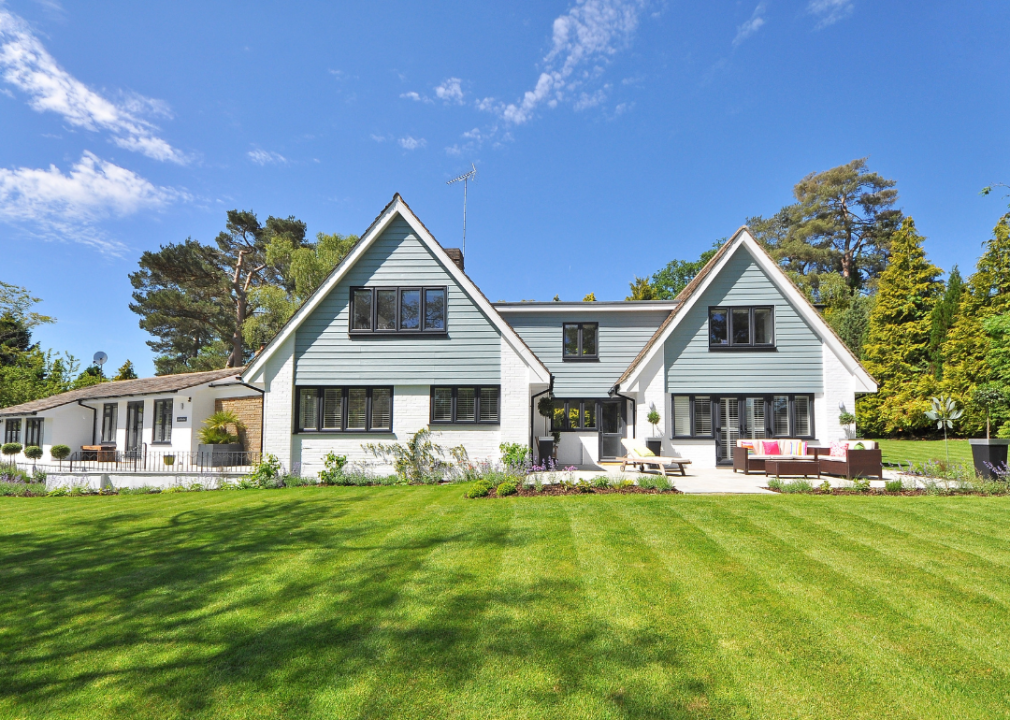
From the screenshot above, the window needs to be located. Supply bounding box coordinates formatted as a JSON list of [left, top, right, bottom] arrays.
[[708, 307, 775, 349], [349, 287, 448, 334], [550, 399, 600, 431], [296, 387, 394, 432], [671, 394, 813, 438], [101, 403, 118, 443], [25, 418, 43, 447], [430, 386, 500, 424], [153, 399, 173, 444], [562, 322, 598, 360], [4, 418, 21, 444]]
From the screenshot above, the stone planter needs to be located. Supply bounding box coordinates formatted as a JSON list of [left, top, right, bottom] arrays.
[[198, 443, 245, 467], [969, 438, 1010, 480]]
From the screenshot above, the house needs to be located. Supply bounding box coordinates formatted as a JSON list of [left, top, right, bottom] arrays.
[[243, 194, 876, 474], [0, 368, 262, 468]]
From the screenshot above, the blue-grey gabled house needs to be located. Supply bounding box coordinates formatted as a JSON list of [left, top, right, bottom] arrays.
[[242, 195, 876, 473]]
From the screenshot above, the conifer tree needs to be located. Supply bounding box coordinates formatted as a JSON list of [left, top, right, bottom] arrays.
[[942, 215, 1010, 432], [927, 266, 963, 379], [858, 218, 942, 435]]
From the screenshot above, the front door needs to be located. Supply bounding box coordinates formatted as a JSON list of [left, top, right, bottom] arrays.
[[599, 400, 625, 460], [125, 401, 144, 457]]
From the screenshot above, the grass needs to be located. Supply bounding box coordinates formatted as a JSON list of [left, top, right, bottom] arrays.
[[3, 487, 1010, 719], [876, 437, 973, 467]]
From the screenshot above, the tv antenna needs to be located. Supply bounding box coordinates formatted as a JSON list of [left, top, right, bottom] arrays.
[[446, 163, 477, 257]]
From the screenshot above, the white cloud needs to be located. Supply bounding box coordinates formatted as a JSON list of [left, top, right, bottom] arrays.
[[247, 148, 287, 165], [399, 136, 426, 150], [370, 133, 388, 143], [435, 77, 464, 104], [399, 90, 432, 103], [574, 85, 610, 110], [0, 151, 186, 254], [808, 0, 853, 28], [0, 10, 186, 164], [494, 0, 647, 125], [733, 3, 766, 46]]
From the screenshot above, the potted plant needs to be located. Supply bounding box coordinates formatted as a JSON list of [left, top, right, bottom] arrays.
[[50, 444, 71, 470], [924, 395, 963, 465], [969, 383, 1010, 479], [838, 411, 856, 439], [536, 395, 555, 464], [646, 406, 663, 456], [197, 411, 246, 467], [163, 455, 176, 467]]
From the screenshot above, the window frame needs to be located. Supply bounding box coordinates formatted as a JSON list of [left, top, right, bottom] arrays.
[[670, 394, 814, 439], [708, 306, 775, 350], [101, 403, 118, 444], [295, 386, 395, 433], [550, 398, 601, 432], [429, 386, 501, 425], [561, 322, 599, 361], [25, 418, 43, 447], [348, 286, 449, 335], [4, 418, 21, 444], [152, 399, 173, 445]]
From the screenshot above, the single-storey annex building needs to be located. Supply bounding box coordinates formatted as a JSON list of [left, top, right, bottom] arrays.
[[241, 194, 876, 474]]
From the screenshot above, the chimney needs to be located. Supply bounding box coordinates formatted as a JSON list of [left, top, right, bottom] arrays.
[[444, 248, 464, 272]]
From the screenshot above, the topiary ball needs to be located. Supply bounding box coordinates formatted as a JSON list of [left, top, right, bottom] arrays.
[[496, 481, 517, 497]]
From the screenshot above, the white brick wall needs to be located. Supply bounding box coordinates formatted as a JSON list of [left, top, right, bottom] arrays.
[[500, 336, 531, 447], [821, 342, 856, 442], [261, 336, 295, 471]]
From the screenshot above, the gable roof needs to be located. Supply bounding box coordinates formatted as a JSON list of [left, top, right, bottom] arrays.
[[242, 194, 551, 384], [615, 227, 877, 393], [0, 367, 244, 417]]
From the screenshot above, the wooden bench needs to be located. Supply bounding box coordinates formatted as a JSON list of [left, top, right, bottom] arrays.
[[81, 445, 116, 462], [618, 456, 692, 476]]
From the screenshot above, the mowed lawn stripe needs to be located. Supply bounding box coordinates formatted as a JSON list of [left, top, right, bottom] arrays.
[[711, 500, 1010, 718]]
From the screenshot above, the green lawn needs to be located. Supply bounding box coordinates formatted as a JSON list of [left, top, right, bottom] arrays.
[[3, 488, 1010, 719], [876, 438, 973, 467]]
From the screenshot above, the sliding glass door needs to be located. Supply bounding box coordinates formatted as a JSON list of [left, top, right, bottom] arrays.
[[717, 398, 740, 463]]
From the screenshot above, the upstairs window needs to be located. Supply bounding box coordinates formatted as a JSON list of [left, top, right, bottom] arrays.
[[709, 306, 774, 349], [350, 287, 447, 334], [562, 322, 598, 360], [430, 386, 500, 424]]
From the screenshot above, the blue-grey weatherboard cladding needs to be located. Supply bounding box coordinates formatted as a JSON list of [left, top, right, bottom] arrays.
[[294, 216, 502, 385], [504, 309, 671, 397], [665, 245, 823, 394]]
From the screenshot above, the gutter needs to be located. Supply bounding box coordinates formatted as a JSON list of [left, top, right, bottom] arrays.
[[77, 400, 99, 445], [209, 380, 265, 393], [608, 383, 637, 440]]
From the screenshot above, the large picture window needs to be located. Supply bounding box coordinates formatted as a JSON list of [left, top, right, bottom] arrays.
[[671, 395, 813, 439], [25, 418, 43, 447], [153, 399, 173, 444], [430, 386, 500, 424], [708, 306, 774, 349], [350, 287, 447, 334], [4, 418, 21, 444], [296, 387, 393, 432], [550, 399, 599, 431], [101, 403, 118, 443], [562, 323, 598, 360]]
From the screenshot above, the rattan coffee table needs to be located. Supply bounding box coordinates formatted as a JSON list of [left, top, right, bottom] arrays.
[[764, 458, 820, 478]]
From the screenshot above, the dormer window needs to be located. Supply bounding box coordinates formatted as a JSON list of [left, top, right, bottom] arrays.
[[563, 322, 598, 360], [709, 307, 774, 349], [350, 287, 447, 334]]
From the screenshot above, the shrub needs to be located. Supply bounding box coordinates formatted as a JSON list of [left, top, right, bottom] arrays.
[[284, 474, 316, 487], [852, 478, 871, 492], [575, 479, 593, 493], [818, 479, 833, 493], [50, 444, 71, 461], [496, 481, 517, 497], [885, 479, 904, 493], [318, 452, 348, 485], [198, 410, 244, 445], [364, 428, 454, 484], [465, 480, 493, 498], [638, 474, 673, 491], [615, 479, 635, 490], [23, 445, 43, 461], [592, 475, 610, 488], [499, 442, 530, 469], [780, 479, 814, 494], [767, 477, 784, 491], [2, 442, 23, 458], [245, 453, 282, 488], [47, 487, 68, 497]]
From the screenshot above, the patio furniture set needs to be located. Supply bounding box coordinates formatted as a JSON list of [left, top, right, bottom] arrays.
[[733, 439, 883, 480]]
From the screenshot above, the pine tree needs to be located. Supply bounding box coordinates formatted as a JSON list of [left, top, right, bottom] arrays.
[[113, 360, 138, 381], [927, 266, 963, 379], [942, 215, 1010, 432], [857, 218, 942, 435]]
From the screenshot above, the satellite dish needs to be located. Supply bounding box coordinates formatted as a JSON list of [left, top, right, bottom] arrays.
[[93, 351, 108, 367]]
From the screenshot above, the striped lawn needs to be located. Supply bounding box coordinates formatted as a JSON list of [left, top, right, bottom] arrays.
[[2, 487, 1009, 719], [876, 438, 973, 467]]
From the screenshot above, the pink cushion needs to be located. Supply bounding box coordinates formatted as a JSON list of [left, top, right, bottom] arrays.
[[761, 440, 780, 455], [829, 441, 847, 458]]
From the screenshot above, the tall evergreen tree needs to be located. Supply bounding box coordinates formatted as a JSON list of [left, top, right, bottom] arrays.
[[858, 218, 942, 435], [926, 266, 963, 379]]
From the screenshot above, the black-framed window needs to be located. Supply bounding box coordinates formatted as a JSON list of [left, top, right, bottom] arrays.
[[562, 322, 598, 360], [153, 399, 173, 444], [25, 418, 43, 447], [296, 387, 393, 432], [350, 287, 447, 334], [671, 394, 813, 439], [101, 403, 118, 444], [430, 386, 500, 424], [551, 399, 600, 431], [708, 306, 774, 349], [4, 418, 21, 444]]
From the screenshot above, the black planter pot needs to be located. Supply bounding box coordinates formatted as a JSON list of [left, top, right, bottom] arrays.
[[969, 439, 1010, 479], [646, 438, 663, 456], [537, 438, 555, 466]]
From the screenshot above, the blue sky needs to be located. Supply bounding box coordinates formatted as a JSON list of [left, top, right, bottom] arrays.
[[1, 0, 1008, 377]]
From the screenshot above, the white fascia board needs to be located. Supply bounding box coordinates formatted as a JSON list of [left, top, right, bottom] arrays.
[[242, 197, 551, 385], [494, 304, 679, 313]]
